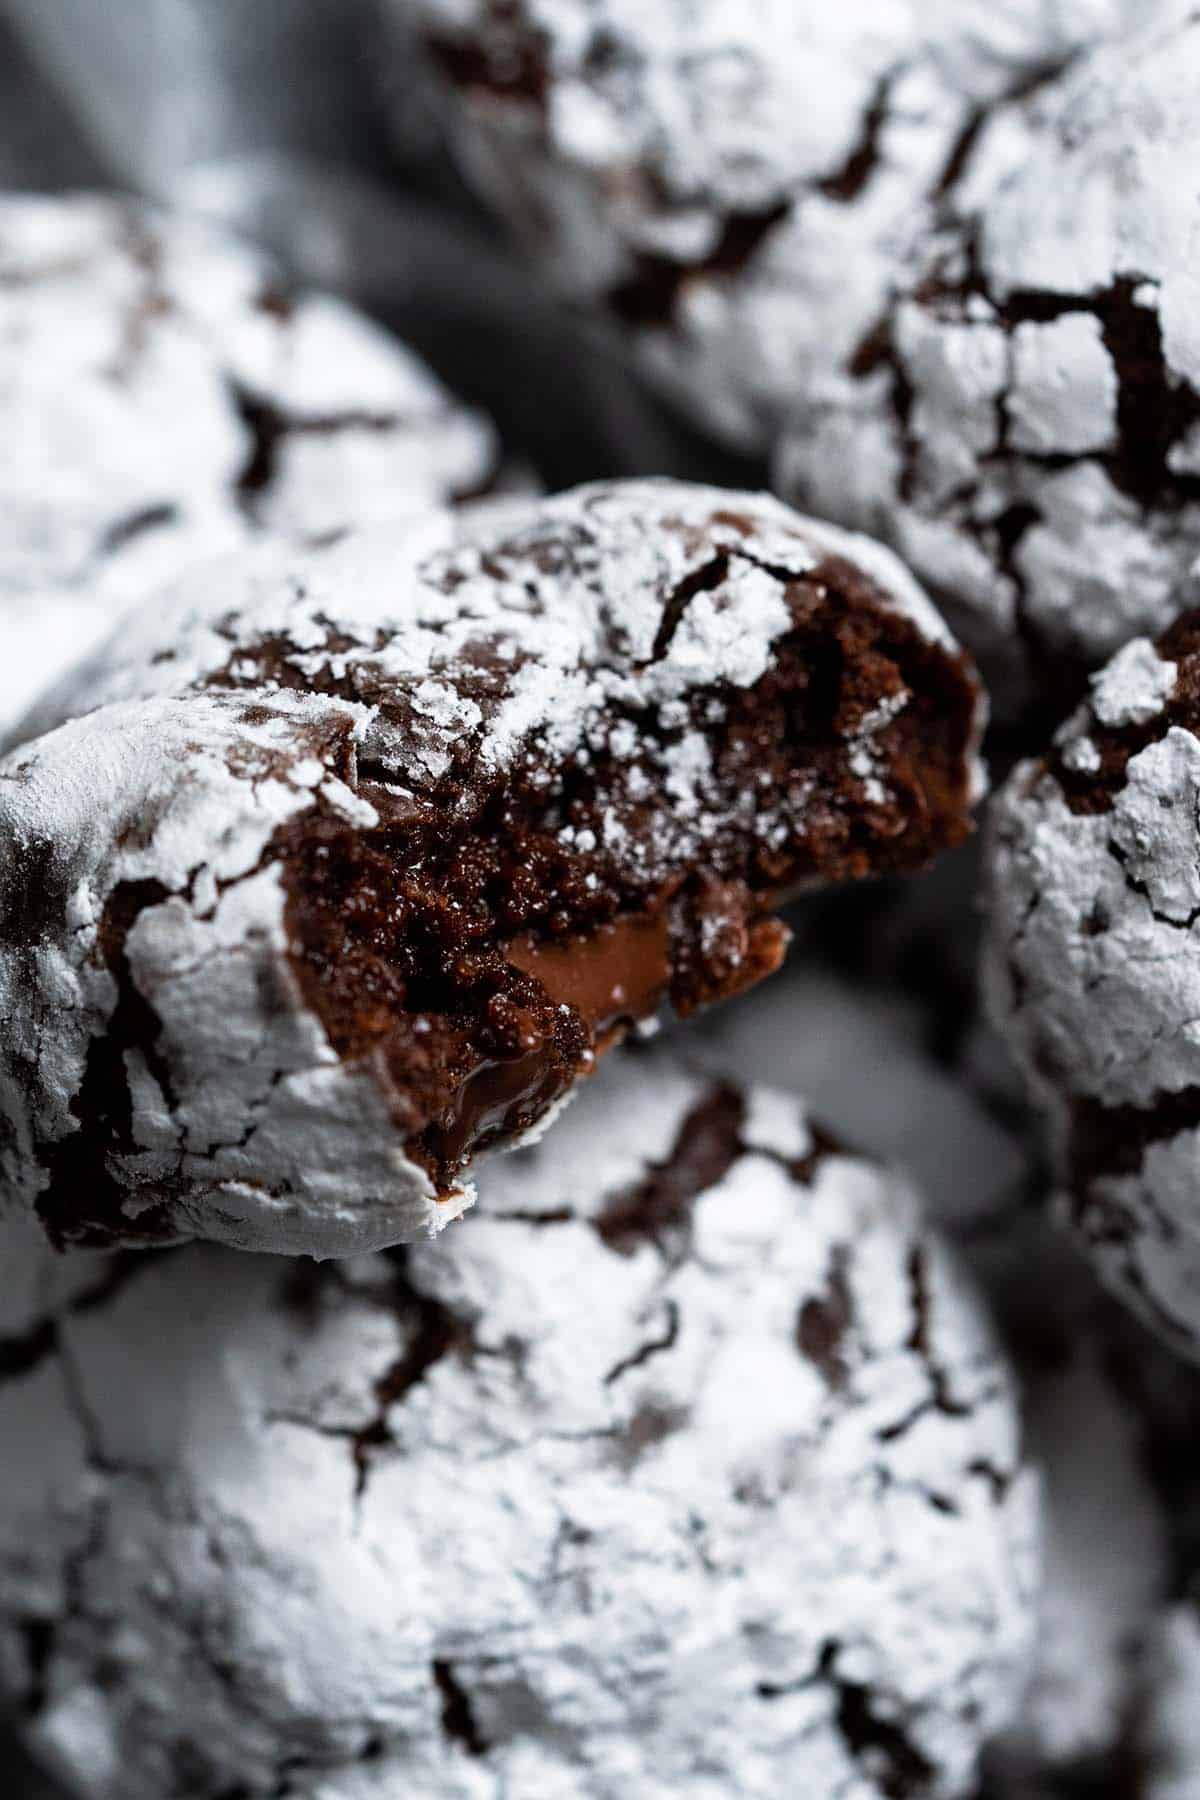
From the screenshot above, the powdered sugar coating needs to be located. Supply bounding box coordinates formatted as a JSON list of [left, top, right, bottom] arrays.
[[779, 15, 1200, 709], [1, 481, 984, 1257], [0, 689, 466, 1256], [1135, 1609, 1200, 1799], [0, 190, 497, 737], [394, 0, 1185, 454], [0, 1051, 1039, 1799], [982, 619, 1200, 1356], [18, 478, 976, 768], [968, 1211, 1181, 1787]]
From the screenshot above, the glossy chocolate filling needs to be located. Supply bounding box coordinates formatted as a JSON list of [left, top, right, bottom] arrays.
[[506, 913, 671, 1034], [279, 571, 979, 1194]]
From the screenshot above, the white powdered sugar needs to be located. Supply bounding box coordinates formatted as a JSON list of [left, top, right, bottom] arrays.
[[393, 0, 1186, 453], [981, 620, 1200, 1356], [1091, 637, 1179, 729], [14, 477, 983, 840], [0, 190, 497, 737], [969, 1211, 1181, 1786], [1136, 1610, 1200, 1799], [0, 1051, 1039, 1800], [0, 689, 462, 1257], [779, 14, 1200, 708]]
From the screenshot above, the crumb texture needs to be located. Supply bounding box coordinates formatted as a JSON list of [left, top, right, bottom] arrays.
[[0, 190, 496, 736], [779, 15, 1200, 711], [0, 481, 982, 1253], [394, 0, 1186, 452], [983, 614, 1200, 1356], [0, 1051, 1038, 1800]]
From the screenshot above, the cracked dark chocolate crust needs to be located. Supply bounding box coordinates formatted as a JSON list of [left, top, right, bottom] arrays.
[[415, 2, 1074, 328], [781, 17, 1200, 720], [398, 0, 1165, 454], [0, 1051, 1038, 1799], [0, 481, 983, 1251], [850, 260, 1200, 715], [984, 611, 1200, 1357], [1044, 614, 1200, 815]]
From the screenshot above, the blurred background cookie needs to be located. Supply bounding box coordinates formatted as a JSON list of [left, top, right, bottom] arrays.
[[0, 1050, 1039, 1799], [0, 190, 501, 737]]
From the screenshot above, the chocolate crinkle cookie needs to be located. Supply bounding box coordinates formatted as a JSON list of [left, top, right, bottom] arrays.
[[0, 189, 498, 737], [0, 480, 985, 1257], [0, 1050, 1039, 1800], [983, 614, 1200, 1359], [390, 0, 1184, 455], [972, 1204, 1200, 1800], [779, 14, 1200, 718], [969, 1207, 1199, 1795]]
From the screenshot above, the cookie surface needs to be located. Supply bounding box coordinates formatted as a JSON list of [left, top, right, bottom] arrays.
[[983, 615, 1200, 1356], [779, 15, 1200, 715], [683, 906, 1029, 1238], [971, 1206, 1200, 1800], [0, 481, 984, 1255], [394, 0, 1185, 455], [0, 190, 497, 735], [970, 1210, 1182, 1791], [0, 1050, 1039, 1800]]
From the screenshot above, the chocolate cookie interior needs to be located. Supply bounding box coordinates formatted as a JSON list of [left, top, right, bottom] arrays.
[[280, 563, 979, 1194]]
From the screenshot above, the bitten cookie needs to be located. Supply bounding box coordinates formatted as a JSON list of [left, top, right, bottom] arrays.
[[780, 14, 1200, 715], [392, 0, 1184, 455], [0, 1050, 1039, 1800], [0, 480, 985, 1255], [983, 615, 1200, 1357], [0, 190, 497, 735]]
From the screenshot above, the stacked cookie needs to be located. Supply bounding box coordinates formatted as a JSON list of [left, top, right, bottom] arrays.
[[11, 1, 1200, 1788]]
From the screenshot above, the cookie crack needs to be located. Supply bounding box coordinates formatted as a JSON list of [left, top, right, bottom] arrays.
[[231, 383, 448, 513], [649, 554, 732, 662], [594, 1082, 746, 1262], [607, 201, 790, 329], [602, 1297, 680, 1386], [796, 1246, 853, 1389], [0, 1252, 159, 1388], [432, 1659, 489, 1757], [818, 69, 899, 204], [1067, 1084, 1200, 1200]]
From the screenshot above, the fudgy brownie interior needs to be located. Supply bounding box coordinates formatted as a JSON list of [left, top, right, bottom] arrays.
[[279, 562, 979, 1193]]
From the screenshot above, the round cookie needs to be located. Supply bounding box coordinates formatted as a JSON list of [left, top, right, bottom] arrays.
[[392, 0, 1185, 455], [1133, 1609, 1200, 1800], [0, 481, 985, 1256], [983, 614, 1200, 1357], [970, 1206, 1200, 1800], [970, 1210, 1180, 1791], [779, 14, 1200, 715], [0, 190, 498, 736], [0, 1049, 1039, 1800]]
